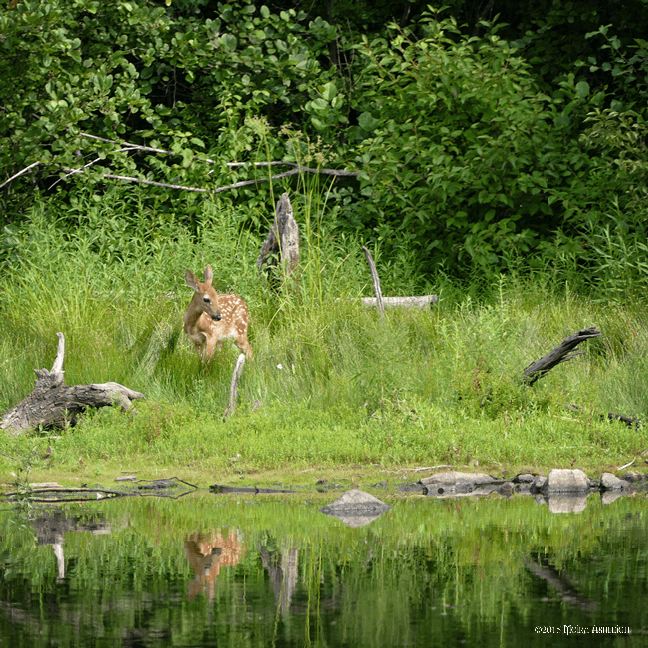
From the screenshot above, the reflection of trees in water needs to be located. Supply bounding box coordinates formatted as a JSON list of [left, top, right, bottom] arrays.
[[184, 530, 245, 601], [258, 543, 299, 616]]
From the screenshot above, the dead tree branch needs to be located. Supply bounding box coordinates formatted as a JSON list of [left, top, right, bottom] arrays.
[[2, 134, 359, 192], [362, 246, 384, 318], [522, 327, 602, 385], [223, 354, 246, 420], [0, 161, 43, 190]]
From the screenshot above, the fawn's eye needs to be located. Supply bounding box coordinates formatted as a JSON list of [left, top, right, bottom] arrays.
[[203, 296, 211, 303]]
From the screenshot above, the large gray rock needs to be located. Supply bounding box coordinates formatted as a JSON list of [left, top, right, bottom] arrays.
[[319, 490, 390, 528], [600, 473, 628, 491], [541, 469, 590, 495]]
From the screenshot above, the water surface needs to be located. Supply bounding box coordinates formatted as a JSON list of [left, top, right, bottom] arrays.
[[1, 490, 646, 646]]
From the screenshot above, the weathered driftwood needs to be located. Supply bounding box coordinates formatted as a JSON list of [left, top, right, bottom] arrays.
[[522, 326, 602, 385], [355, 295, 438, 310], [223, 353, 246, 420], [257, 193, 299, 285], [1, 333, 145, 436], [362, 246, 384, 318]]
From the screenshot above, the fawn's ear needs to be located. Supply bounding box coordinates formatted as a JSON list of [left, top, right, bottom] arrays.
[[203, 265, 214, 285], [185, 269, 199, 290]]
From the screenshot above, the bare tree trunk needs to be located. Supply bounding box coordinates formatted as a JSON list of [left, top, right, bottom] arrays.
[[1, 333, 145, 436]]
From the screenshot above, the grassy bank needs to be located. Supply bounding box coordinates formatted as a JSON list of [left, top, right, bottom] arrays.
[[1, 194, 647, 488]]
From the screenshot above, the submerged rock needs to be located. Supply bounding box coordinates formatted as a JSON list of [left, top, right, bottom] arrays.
[[420, 471, 496, 487], [513, 473, 536, 484]]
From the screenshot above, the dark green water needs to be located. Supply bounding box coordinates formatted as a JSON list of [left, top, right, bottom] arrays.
[[1, 491, 646, 647]]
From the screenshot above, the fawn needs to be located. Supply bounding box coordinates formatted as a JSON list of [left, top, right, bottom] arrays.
[[184, 265, 252, 360]]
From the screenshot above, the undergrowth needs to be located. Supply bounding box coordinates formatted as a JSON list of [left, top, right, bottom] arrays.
[[0, 191, 647, 481]]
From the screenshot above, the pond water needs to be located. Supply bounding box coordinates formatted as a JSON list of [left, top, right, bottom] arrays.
[[1, 489, 646, 647]]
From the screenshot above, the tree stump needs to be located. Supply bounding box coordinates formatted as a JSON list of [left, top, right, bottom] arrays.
[[257, 192, 299, 286], [1, 333, 145, 436]]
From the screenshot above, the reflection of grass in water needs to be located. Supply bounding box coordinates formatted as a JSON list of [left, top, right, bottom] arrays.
[[0, 493, 646, 645], [0, 200, 647, 480]]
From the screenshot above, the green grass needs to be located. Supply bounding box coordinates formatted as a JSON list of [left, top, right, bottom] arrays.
[[1, 193, 647, 486]]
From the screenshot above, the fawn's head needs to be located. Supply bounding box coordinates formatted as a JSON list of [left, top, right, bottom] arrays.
[[185, 265, 222, 321]]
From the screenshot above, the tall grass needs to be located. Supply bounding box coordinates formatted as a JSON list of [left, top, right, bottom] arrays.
[[0, 188, 647, 480]]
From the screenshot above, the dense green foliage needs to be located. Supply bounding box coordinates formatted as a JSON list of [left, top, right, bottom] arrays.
[[1, 0, 648, 284], [0, 2, 647, 476]]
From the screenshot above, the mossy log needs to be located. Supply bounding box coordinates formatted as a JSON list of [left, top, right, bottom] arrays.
[[1, 333, 145, 436]]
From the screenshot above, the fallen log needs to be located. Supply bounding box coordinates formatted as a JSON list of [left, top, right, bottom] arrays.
[[1, 333, 145, 436], [352, 295, 438, 311], [522, 326, 601, 385]]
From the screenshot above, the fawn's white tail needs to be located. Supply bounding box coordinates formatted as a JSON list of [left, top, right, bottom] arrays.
[[184, 265, 252, 360]]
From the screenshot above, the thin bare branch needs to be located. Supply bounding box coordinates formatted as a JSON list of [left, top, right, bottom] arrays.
[[0, 161, 42, 190], [80, 133, 119, 144], [215, 168, 302, 192], [102, 173, 210, 192], [0, 134, 359, 194], [49, 149, 132, 190], [78, 132, 359, 176], [98, 168, 305, 193], [362, 246, 385, 318]]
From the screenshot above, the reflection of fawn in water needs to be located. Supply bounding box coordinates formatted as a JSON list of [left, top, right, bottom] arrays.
[[185, 530, 245, 601]]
